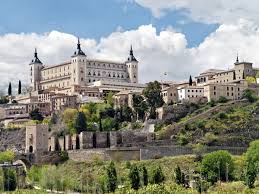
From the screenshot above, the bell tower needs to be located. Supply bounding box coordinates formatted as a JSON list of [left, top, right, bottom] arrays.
[[126, 45, 138, 83], [71, 38, 87, 86], [29, 48, 43, 91]]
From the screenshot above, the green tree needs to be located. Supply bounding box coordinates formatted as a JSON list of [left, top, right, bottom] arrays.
[[242, 89, 257, 102], [151, 166, 165, 184], [245, 163, 256, 188], [106, 92, 114, 107], [29, 108, 44, 121], [142, 166, 148, 186], [174, 165, 185, 185], [8, 82, 12, 96], [218, 96, 228, 103], [132, 94, 148, 120], [74, 111, 87, 133], [129, 165, 140, 190], [18, 80, 22, 95], [201, 150, 234, 184], [143, 81, 164, 119], [106, 161, 117, 192]]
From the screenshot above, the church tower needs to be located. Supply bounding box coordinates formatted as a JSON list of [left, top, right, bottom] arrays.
[[71, 38, 87, 86], [126, 46, 138, 83], [29, 49, 43, 91]]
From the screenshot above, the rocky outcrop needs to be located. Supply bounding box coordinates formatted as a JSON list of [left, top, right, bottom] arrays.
[[0, 128, 25, 153]]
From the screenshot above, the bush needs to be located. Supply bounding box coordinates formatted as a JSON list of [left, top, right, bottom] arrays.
[[3, 168, 17, 191], [242, 89, 257, 103], [151, 166, 165, 184], [217, 112, 228, 119], [208, 100, 216, 107], [218, 96, 228, 103], [0, 151, 15, 163], [142, 166, 148, 186], [201, 150, 234, 184], [173, 165, 185, 186]]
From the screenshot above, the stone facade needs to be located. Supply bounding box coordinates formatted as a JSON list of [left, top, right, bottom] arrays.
[[25, 124, 48, 154]]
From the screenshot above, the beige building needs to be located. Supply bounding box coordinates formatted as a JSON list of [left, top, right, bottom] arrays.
[[161, 85, 178, 104], [29, 40, 139, 94], [113, 90, 142, 109], [196, 57, 256, 86], [177, 85, 206, 103], [50, 94, 77, 111], [204, 82, 248, 102], [25, 124, 48, 153]]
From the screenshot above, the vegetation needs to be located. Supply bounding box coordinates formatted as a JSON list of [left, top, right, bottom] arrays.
[[106, 161, 117, 192], [129, 165, 140, 190], [18, 80, 22, 95], [8, 82, 12, 96], [29, 108, 44, 121], [74, 111, 87, 133], [201, 150, 234, 184]]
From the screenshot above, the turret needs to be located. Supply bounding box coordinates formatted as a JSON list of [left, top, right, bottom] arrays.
[[29, 48, 43, 91], [126, 45, 138, 83], [71, 38, 87, 86]]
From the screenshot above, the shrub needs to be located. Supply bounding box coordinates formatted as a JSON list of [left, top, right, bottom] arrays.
[[151, 166, 165, 184], [177, 134, 189, 146], [217, 112, 228, 119], [3, 168, 17, 191], [242, 89, 257, 103], [208, 100, 216, 107], [129, 165, 140, 190], [201, 150, 234, 184], [173, 165, 185, 185], [106, 161, 117, 192], [142, 166, 148, 186], [218, 96, 228, 103]]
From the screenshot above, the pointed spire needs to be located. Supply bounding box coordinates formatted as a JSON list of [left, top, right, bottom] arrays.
[[236, 52, 239, 64], [127, 45, 138, 62], [30, 48, 42, 64], [73, 37, 86, 56]]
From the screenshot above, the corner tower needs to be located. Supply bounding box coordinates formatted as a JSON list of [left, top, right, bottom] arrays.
[[71, 38, 87, 86], [29, 49, 43, 91], [126, 46, 138, 83]]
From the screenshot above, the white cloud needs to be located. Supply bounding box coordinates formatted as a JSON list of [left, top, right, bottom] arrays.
[[132, 0, 259, 24], [1, 21, 259, 92]]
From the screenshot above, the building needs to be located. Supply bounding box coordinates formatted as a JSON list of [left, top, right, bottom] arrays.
[[161, 85, 178, 104], [113, 90, 142, 109], [204, 82, 248, 102], [177, 85, 206, 102], [196, 56, 256, 86], [29, 40, 140, 94]]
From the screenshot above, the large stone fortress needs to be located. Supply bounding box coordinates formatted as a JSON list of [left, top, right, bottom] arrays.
[[29, 39, 139, 94]]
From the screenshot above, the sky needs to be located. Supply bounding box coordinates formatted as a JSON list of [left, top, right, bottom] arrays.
[[1, 0, 259, 90]]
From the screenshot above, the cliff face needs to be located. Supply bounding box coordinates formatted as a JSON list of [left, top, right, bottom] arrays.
[[0, 128, 25, 153]]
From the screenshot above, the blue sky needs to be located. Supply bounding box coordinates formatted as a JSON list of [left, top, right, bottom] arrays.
[[0, 0, 218, 47]]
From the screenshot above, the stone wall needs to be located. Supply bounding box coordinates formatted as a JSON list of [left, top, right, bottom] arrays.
[[0, 128, 25, 153], [68, 148, 140, 162]]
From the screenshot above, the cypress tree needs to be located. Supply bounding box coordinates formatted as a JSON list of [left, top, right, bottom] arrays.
[[174, 165, 185, 185], [18, 80, 22, 95], [8, 82, 12, 96], [151, 166, 165, 184], [189, 75, 193, 86], [106, 161, 117, 192], [233, 71, 236, 80], [74, 111, 87, 133], [243, 70, 245, 79], [142, 166, 148, 186], [129, 165, 140, 190], [99, 112, 103, 132]]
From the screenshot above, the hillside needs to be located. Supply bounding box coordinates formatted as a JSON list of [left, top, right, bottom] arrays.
[[157, 99, 259, 147]]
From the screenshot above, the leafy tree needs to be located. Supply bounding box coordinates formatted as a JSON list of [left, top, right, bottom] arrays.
[[201, 150, 234, 184], [189, 75, 193, 86], [18, 80, 22, 95], [142, 166, 148, 186], [8, 82, 12, 96], [106, 161, 117, 192], [132, 94, 148, 120], [0, 151, 15, 163], [29, 108, 44, 121], [74, 111, 87, 133], [242, 89, 257, 102], [106, 92, 114, 107], [151, 166, 165, 184], [174, 165, 185, 185], [129, 165, 140, 190], [122, 106, 133, 122], [3, 168, 17, 191], [143, 81, 164, 119]]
